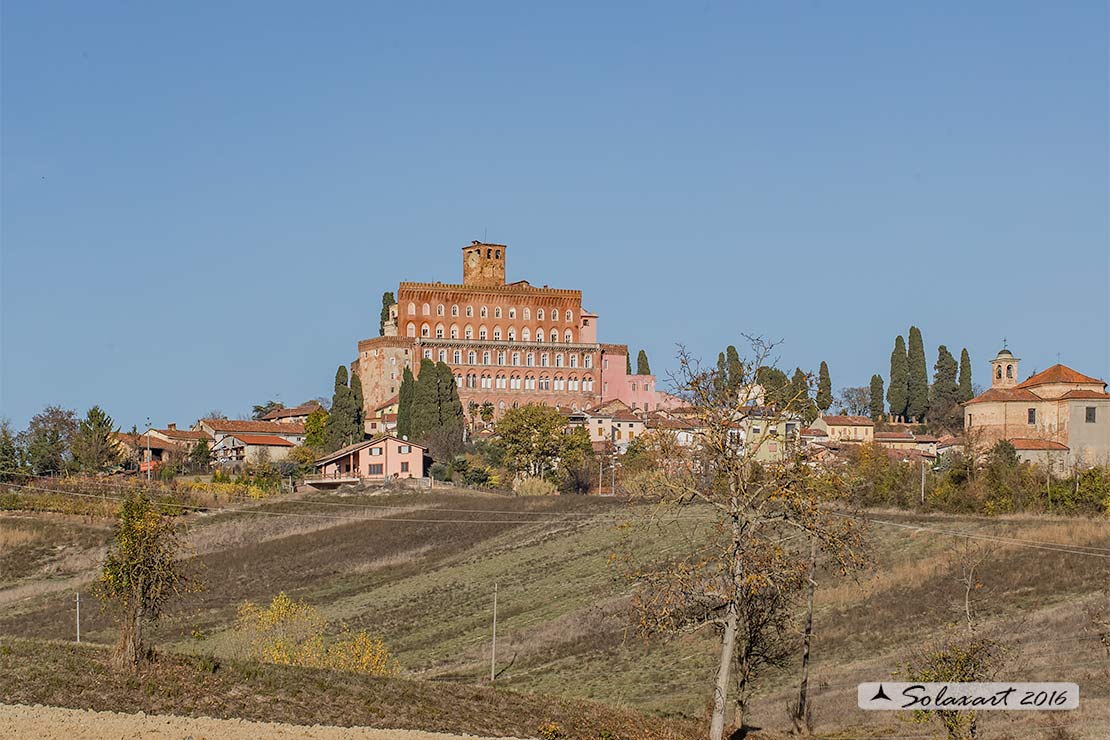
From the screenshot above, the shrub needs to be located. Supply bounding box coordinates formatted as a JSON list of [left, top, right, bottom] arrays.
[[513, 476, 558, 496]]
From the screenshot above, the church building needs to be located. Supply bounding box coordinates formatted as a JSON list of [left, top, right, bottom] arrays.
[[963, 347, 1110, 466]]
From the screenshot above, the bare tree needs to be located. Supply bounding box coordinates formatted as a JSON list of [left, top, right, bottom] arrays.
[[626, 339, 865, 739], [836, 386, 871, 417]]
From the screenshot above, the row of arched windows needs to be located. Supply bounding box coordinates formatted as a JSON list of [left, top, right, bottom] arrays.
[[408, 322, 575, 343], [422, 347, 593, 369], [408, 302, 575, 323], [455, 373, 594, 393]]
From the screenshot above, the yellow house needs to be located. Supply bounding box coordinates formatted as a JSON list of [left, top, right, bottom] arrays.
[[811, 415, 874, 443]]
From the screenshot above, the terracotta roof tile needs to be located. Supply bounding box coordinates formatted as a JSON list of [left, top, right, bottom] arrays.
[[1060, 389, 1110, 400], [820, 415, 873, 427], [261, 401, 322, 420], [1016, 364, 1104, 389], [964, 387, 1041, 405], [202, 419, 305, 434], [229, 435, 295, 447], [1009, 438, 1069, 451]]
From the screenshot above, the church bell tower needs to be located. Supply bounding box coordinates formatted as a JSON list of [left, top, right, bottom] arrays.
[[461, 241, 507, 287], [990, 347, 1020, 388]]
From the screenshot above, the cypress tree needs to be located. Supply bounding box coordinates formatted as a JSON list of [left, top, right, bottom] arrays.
[[869, 375, 885, 420], [715, 352, 729, 397], [789, 368, 817, 422], [350, 371, 364, 435], [636, 350, 651, 375], [816, 361, 833, 413], [325, 365, 357, 452], [410, 359, 440, 441], [725, 345, 743, 391], [434, 361, 465, 434], [397, 366, 415, 439], [928, 345, 960, 430], [626, 352, 633, 375], [958, 348, 974, 403], [380, 291, 395, 336], [887, 335, 909, 422], [907, 326, 929, 422], [756, 366, 790, 408]]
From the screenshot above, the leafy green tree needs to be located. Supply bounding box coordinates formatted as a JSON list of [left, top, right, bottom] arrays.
[[816, 361, 833, 413], [0, 420, 22, 480], [479, 402, 494, 423], [72, 406, 122, 472], [907, 326, 929, 422], [928, 345, 961, 431], [755, 366, 790, 408], [788, 368, 817, 422], [636, 350, 651, 375], [869, 375, 885, 420], [495, 404, 575, 478], [21, 405, 77, 475], [304, 407, 328, 449], [380, 291, 395, 336], [396, 366, 416, 439], [958, 348, 974, 403], [325, 365, 359, 452], [888, 335, 909, 422], [190, 439, 212, 471], [251, 400, 283, 420], [97, 492, 189, 669]]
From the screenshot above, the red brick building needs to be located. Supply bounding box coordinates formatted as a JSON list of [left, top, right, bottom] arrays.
[[352, 241, 667, 429]]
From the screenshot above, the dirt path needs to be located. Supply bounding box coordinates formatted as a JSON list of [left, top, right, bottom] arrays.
[[0, 704, 525, 740]]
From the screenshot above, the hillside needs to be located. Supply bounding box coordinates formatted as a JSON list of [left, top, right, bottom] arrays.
[[1, 486, 1108, 738]]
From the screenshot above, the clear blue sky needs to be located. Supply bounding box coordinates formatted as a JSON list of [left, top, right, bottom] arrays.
[[2, 1, 1107, 431]]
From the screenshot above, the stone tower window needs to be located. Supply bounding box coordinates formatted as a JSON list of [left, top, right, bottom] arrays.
[[997, 367, 1002, 379], [1007, 365, 1013, 378], [1027, 408, 1036, 424]]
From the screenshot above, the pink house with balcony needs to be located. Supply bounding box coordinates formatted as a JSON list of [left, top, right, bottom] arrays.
[[313, 436, 427, 482]]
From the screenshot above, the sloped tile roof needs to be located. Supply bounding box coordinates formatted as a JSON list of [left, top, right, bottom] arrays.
[[229, 434, 296, 447], [821, 415, 873, 427], [1016, 364, 1104, 389], [964, 387, 1041, 405], [1010, 438, 1069, 451], [1060, 389, 1110, 400], [202, 419, 306, 434], [261, 401, 322, 420]]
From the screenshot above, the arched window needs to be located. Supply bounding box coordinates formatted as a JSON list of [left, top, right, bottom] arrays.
[[453, 350, 462, 364], [421, 322, 430, 337], [512, 352, 521, 366], [493, 326, 502, 341], [450, 324, 459, 339], [584, 354, 593, 368], [497, 351, 506, 365], [465, 325, 474, 339], [1006, 364, 1013, 378], [468, 350, 477, 365], [541, 353, 549, 367], [539, 375, 551, 391], [507, 328, 516, 341], [551, 332, 559, 344], [455, 374, 463, 387], [480, 306, 488, 318], [479, 326, 488, 340], [554, 375, 566, 391], [466, 373, 477, 389], [508, 308, 516, 319], [422, 303, 430, 316], [408, 302, 416, 315], [438, 349, 447, 362], [583, 376, 594, 392], [481, 373, 492, 389], [569, 376, 580, 392], [555, 353, 564, 367], [551, 309, 560, 322], [564, 329, 573, 343], [510, 375, 522, 390], [406, 322, 416, 337], [466, 305, 474, 317], [523, 308, 531, 320], [996, 366, 1002, 379], [482, 350, 491, 365], [525, 375, 536, 390], [536, 329, 545, 343], [423, 348, 433, 359], [526, 352, 535, 367], [499, 400, 506, 410], [569, 354, 578, 368], [522, 328, 531, 342], [496, 374, 507, 389], [537, 308, 545, 321], [451, 304, 459, 317], [494, 307, 502, 319], [435, 323, 444, 338], [437, 304, 445, 316]]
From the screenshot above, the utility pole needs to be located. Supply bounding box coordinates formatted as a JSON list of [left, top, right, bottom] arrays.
[[490, 582, 498, 683], [145, 415, 152, 482], [598, 458, 603, 495], [75, 592, 81, 643], [919, 459, 926, 506]]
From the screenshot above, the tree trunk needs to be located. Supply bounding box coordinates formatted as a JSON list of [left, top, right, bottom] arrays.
[[710, 602, 739, 740], [794, 538, 817, 734]]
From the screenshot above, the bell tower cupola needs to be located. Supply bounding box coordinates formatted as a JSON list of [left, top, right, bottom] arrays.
[[990, 346, 1020, 388]]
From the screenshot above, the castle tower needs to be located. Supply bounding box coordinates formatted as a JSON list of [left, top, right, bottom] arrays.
[[990, 347, 1020, 388], [462, 241, 507, 287]]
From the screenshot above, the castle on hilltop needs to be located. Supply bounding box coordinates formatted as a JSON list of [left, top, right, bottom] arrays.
[[352, 241, 678, 432]]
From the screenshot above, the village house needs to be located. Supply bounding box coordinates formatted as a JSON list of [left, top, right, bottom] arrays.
[[147, 423, 212, 449], [192, 418, 306, 446], [211, 434, 295, 466], [366, 396, 399, 436], [311, 436, 427, 482], [811, 415, 875, 443], [963, 348, 1110, 466], [260, 400, 322, 425], [565, 399, 646, 454]]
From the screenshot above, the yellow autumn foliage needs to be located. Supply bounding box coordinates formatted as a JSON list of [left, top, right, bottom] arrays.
[[234, 592, 398, 676]]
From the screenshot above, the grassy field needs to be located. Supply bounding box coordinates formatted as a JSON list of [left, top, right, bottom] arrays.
[[1, 486, 1108, 738]]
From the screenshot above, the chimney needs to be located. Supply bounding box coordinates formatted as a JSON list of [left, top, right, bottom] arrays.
[[167, 423, 176, 431]]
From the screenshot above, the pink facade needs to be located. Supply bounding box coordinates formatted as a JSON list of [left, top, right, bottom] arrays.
[[599, 344, 680, 412], [316, 436, 426, 480]]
